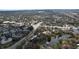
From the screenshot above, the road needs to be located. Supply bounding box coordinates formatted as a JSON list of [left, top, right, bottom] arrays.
[[63, 13, 79, 20], [7, 22, 43, 49]]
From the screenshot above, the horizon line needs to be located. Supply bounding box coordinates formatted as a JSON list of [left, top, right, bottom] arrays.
[[0, 9, 79, 11]]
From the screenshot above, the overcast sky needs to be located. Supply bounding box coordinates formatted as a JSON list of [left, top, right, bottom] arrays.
[[0, 0, 79, 10]]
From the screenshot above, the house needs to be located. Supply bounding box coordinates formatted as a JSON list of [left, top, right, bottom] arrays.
[[0, 36, 12, 44]]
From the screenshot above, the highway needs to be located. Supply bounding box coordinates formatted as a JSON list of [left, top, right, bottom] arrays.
[[7, 22, 43, 49], [63, 13, 79, 20]]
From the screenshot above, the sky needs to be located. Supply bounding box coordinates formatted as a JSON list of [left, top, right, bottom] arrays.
[[0, 0, 79, 10]]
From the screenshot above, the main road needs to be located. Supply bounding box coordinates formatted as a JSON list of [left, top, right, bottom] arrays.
[[7, 22, 43, 49]]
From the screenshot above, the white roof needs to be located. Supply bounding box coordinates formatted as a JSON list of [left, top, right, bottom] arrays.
[[3, 21, 16, 24]]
